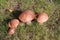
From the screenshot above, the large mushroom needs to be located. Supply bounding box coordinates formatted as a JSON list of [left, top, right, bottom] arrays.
[[19, 10, 36, 24], [8, 19, 19, 29], [37, 12, 49, 24]]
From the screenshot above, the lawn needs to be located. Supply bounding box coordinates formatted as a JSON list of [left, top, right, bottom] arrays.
[[0, 0, 60, 40]]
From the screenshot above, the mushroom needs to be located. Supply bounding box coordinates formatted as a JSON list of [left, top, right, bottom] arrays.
[[37, 12, 49, 24], [19, 10, 36, 24], [8, 28, 15, 35], [8, 19, 19, 29]]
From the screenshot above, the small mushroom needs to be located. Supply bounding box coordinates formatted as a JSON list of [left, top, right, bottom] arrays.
[[8, 19, 19, 29], [8, 28, 15, 35], [19, 10, 36, 24], [37, 12, 49, 24]]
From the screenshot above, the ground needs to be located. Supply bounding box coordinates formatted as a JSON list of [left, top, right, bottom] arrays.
[[0, 0, 60, 40]]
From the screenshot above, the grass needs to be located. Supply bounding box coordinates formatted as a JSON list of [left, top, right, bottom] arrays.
[[0, 0, 60, 40]]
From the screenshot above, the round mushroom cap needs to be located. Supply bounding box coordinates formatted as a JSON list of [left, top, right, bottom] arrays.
[[8, 19, 19, 29], [8, 28, 15, 35], [19, 10, 36, 23], [37, 12, 49, 24]]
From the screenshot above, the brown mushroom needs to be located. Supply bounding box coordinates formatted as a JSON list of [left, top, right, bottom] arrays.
[[19, 10, 36, 24], [37, 12, 49, 24], [8, 28, 15, 35], [8, 19, 19, 29]]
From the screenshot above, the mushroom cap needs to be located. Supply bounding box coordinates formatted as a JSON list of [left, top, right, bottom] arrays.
[[37, 12, 49, 24], [19, 10, 36, 23], [8, 19, 19, 29], [8, 28, 15, 35]]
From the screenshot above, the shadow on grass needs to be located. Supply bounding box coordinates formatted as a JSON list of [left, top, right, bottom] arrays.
[[11, 10, 22, 19], [3, 10, 22, 24]]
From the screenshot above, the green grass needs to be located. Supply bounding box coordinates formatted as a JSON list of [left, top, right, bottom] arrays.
[[0, 0, 60, 40]]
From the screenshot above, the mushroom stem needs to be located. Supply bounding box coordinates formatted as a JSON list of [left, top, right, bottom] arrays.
[[38, 22, 44, 25], [26, 21, 31, 25]]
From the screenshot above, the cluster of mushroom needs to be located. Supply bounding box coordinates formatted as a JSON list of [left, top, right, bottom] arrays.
[[8, 10, 49, 35], [8, 19, 19, 35]]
